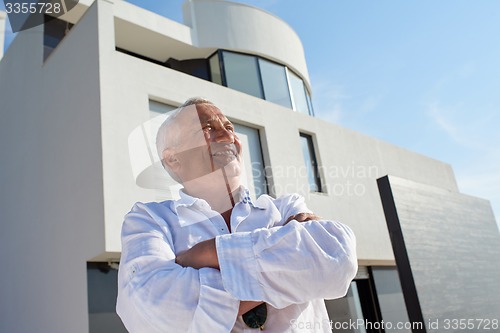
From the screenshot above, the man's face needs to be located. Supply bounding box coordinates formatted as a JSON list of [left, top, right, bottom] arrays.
[[172, 103, 242, 183]]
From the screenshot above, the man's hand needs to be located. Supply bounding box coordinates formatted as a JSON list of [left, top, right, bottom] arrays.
[[284, 212, 321, 225], [175, 238, 219, 269], [176, 239, 264, 317]]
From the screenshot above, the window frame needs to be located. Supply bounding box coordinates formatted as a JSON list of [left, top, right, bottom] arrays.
[[231, 120, 270, 198], [220, 50, 265, 99], [299, 132, 323, 193], [209, 49, 314, 115], [258, 57, 292, 109]]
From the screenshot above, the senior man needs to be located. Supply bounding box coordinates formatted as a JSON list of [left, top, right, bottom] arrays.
[[116, 98, 357, 332]]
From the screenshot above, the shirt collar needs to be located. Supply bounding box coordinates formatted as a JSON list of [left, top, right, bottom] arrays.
[[239, 187, 266, 210], [173, 186, 266, 214], [173, 188, 203, 213]]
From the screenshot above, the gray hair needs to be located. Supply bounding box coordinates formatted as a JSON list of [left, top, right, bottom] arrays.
[[155, 97, 215, 182]]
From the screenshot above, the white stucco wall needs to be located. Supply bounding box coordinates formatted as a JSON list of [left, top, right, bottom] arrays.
[[0, 1, 107, 332]]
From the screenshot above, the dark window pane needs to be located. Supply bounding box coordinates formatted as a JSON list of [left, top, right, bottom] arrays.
[[87, 263, 128, 332], [289, 71, 309, 115], [300, 133, 322, 192], [258, 58, 292, 108], [222, 51, 263, 98], [165, 58, 209, 81], [209, 53, 222, 85]]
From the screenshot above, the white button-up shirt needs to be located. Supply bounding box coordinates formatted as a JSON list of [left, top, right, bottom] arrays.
[[117, 189, 357, 332]]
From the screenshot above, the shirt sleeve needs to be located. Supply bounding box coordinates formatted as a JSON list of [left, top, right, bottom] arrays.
[[116, 202, 239, 333], [270, 193, 313, 225], [216, 194, 358, 309]]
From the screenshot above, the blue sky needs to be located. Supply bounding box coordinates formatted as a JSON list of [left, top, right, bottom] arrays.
[[2, 0, 499, 228]]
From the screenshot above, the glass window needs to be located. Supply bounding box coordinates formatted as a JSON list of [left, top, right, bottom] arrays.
[[288, 70, 310, 115], [300, 133, 322, 192], [233, 123, 267, 199], [212, 50, 315, 115], [149, 100, 177, 116], [326, 281, 367, 333], [87, 263, 128, 333], [258, 58, 292, 109], [209, 52, 223, 85], [222, 51, 263, 99], [306, 91, 314, 116], [371, 267, 411, 332]]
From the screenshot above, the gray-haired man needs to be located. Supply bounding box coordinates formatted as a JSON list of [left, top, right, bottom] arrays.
[[117, 98, 357, 332]]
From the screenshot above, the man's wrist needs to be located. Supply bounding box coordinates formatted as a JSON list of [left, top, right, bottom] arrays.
[[175, 238, 219, 269], [204, 238, 220, 269]]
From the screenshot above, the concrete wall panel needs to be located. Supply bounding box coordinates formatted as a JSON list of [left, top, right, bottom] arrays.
[[380, 176, 500, 330]]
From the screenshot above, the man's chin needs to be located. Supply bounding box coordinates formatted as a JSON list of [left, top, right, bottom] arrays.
[[211, 153, 238, 164], [220, 159, 241, 178]]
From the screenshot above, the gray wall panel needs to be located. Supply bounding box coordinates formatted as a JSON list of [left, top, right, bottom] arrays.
[[380, 176, 500, 332]]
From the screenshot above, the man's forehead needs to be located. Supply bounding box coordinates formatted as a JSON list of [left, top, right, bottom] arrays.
[[177, 103, 230, 126], [196, 104, 229, 123]]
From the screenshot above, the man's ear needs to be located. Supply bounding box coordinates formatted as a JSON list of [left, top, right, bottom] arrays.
[[162, 148, 180, 171]]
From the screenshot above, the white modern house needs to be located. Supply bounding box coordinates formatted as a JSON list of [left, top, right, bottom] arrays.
[[0, 1, 499, 332]]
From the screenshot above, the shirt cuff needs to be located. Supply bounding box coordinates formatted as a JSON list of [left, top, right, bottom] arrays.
[[216, 232, 264, 301], [191, 268, 240, 332]]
